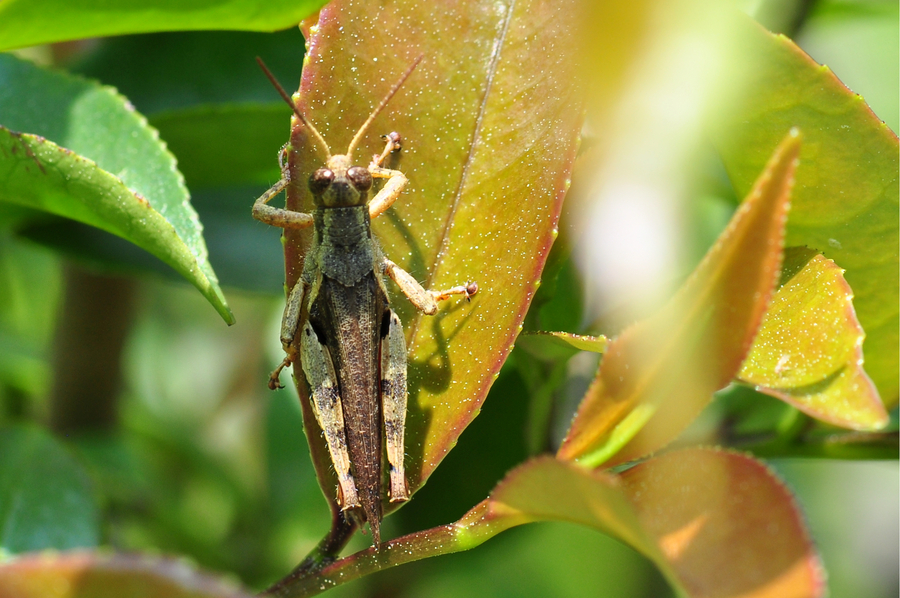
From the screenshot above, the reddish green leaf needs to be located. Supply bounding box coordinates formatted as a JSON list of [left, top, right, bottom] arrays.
[[714, 17, 899, 407], [739, 248, 888, 430], [271, 451, 823, 598], [477, 457, 659, 557], [619, 449, 825, 598], [557, 131, 800, 467], [0, 552, 253, 598], [278, 0, 582, 517]]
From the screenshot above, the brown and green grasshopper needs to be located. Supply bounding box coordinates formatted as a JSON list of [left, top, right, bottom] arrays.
[[252, 57, 477, 545]]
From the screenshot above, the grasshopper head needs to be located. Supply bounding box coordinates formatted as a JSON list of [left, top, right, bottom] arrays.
[[256, 55, 421, 210], [308, 154, 373, 208]]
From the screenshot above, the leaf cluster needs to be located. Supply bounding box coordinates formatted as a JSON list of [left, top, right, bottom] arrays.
[[0, 1, 896, 597]]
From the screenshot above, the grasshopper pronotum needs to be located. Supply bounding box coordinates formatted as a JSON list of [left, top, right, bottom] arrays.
[[253, 57, 477, 545]]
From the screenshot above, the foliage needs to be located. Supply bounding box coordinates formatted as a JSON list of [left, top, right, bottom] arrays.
[[0, 1, 896, 597]]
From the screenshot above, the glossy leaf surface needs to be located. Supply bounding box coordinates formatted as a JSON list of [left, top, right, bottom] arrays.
[[0, 0, 325, 51], [0, 426, 99, 553], [273, 451, 823, 598], [282, 0, 583, 512], [0, 54, 232, 323], [739, 247, 888, 430], [558, 131, 800, 467], [715, 17, 899, 406], [0, 552, 254, 598], [15, 29, 306, 293]]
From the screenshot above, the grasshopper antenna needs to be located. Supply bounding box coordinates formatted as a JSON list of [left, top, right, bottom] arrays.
[[256, 56, 332, 159], [346, 54, 424, 160]]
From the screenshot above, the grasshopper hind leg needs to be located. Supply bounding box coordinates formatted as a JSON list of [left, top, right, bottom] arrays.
[[381, 310, 409, 502], [299, 321, 360, 512]]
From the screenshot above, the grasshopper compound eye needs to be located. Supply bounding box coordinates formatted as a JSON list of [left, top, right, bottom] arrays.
[[309, 168, 335, 194], [347, 166, 373, 192]]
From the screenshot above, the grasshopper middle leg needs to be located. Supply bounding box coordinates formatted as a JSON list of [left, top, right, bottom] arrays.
[[267, 279, 309, 390]]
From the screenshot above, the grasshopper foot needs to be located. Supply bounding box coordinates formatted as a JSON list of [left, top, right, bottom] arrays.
[[267, 356, 292, 390], [432, 281, 479, 303]]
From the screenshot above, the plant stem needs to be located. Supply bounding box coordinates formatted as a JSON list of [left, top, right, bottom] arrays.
[[262, 512, 356, 596], [262, 501, 527, 598]]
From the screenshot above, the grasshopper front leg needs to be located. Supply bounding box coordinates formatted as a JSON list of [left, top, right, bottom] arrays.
[[367, 132, 407, 220], [300, 320, 361, 511], [252, 179, 315, 229]]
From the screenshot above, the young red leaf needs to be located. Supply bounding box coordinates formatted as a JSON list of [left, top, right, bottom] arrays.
[[620, 448, 825, 598], [738, 248, 888, 430], [558, 130, 800, 467], [0, 552, 254, 598]]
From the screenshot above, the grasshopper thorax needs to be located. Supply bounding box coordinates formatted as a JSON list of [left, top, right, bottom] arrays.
[[309, 154, 373, 209]]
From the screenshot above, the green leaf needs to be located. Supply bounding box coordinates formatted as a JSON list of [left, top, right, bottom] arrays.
[[0, 425, 99, 553], [17, 188, 286, 293], [739, 247, 888, 430], [0, 0, 326, 52], [270, 450, 823, 598], [799, 1, 899, 133], [279, 0, 583, 521], [0, 54, 233, 323], [557, 131, 800, 467], [0, 328, 47, 395], [71, 30, 304, 189], [0, 552, 254, 598], [714, 17, 899, 407], [71, 30, 303, 188], [12, 30, 307, 293], [516, 332, 609, 362]]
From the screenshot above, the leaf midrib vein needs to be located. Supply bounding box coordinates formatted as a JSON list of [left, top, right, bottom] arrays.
[[408, 0, 517, 347]]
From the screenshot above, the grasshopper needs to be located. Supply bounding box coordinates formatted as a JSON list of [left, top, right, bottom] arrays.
[[252, 57, 477, 545]]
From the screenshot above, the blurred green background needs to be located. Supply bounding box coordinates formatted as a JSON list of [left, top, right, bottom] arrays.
[[0, 0, 896, 596]]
